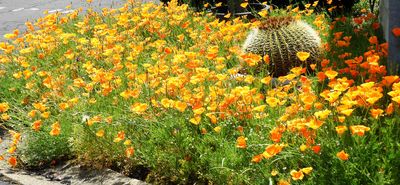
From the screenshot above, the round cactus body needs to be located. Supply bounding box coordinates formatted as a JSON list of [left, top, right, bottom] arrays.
[[242, 17, 322, 77]]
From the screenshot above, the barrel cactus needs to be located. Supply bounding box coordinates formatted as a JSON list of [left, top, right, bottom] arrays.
[[241, 16, 322, 76]]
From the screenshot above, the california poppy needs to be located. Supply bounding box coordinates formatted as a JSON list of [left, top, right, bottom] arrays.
[[301, 167, 313, 175], [32, 120, 42, 131], [335, 125, 348, 135], [336, 150, 349, 161], [251, 154, 263, 163], [370, 108, 384, 119], [236, 136, 247, 149], [350, 125, 370, 136], [262, 144, 285, 159], [0, 102, 9, 113], [296, 52, 310, 62], [392, 27, 400, 37], [125, 147, 134, 158], [8, 156, 17, 167], [49, 121, 61, 136], [113, 131, 125, 142], [290, 170, 304, 180]]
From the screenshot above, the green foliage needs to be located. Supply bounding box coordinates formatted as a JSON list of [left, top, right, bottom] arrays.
[[17, 120, 73, 168], [0, 1, 398, 185]]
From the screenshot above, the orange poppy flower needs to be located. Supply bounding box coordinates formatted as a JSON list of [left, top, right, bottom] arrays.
[[271, 169, 279, 176], [310, 64, 317, 70], [372, 22, 380, 30], [190, 116, 201, 125], [8, 156, 17, 167], [335, 125, 348, 135], [161, 98, 174, 108], [266, 97, 279, 107], [0, 102, 9, 113], [261, 76, 272, 84], [201, 128, 207, 135], [113, 131, 125, 142], [28, 110, 37, 118], [33, 102, 47, 112], [312, 145, 321, 154], [193, 107, 205, 115], [241, 53, 262, 66], [96, 129, 105, 137], [353, 17, 363, 25], [213, 126, 222, 133], [32, 120, 42, 131], [206, 113, 218, 124], [174, 101, 187, 112], [382, 76, 399, 87], [314, 109, 331, 120], [324, 70, 338, 79], [333, 32, 343, 39], [386, 103, 394, 115], [270, 128, 283, 143], [164, 47, 172, 54], [337, 150, 349, 161], [252, 105, 266, 112], [130, 103, 148, 114], [251, 154, 263, 163], [263, 55, 270, 64], [1, 113, 10, 121], [290, 67, 304, 76], [368, 36, 378, 45], [340, 109, 354, 117], [307, 118, 323, 130], [301, 167, 313, 175], [321, 59, 330, 67], [290, 170, 304, 180], [236, 136, 247, 149], [367, 55, 380, 65], [337, 40, 349, 47], [392, 27, 400, 37], [317, 72, 326, 82], [125, 147, 134, 158], [349, 125, 370, 136], [262, 144, 285, 159], [296, 52, 310, 62], [49, 121, 61, 136], [343, 36, 352, 42], [277, 179, 290, 185], [59, 102, 69, 111], [370, 108, 384, 119], [41, 111, 50, 119], [392, 96, 400, 104], [8, 146, 16, 154], [299, 144, 308, 152]]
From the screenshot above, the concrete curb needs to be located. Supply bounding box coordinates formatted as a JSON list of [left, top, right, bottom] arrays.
[[0, 165, 148, 185], [0, 169, 58, 185]]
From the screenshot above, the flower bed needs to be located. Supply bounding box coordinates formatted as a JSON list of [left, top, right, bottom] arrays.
[[0, 0, 399, 184]]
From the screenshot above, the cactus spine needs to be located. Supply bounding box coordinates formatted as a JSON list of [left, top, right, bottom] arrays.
[[242, 16, 322, 76]]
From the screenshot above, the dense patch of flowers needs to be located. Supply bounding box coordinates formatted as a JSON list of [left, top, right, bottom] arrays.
[[0, 0, 399, 184]]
